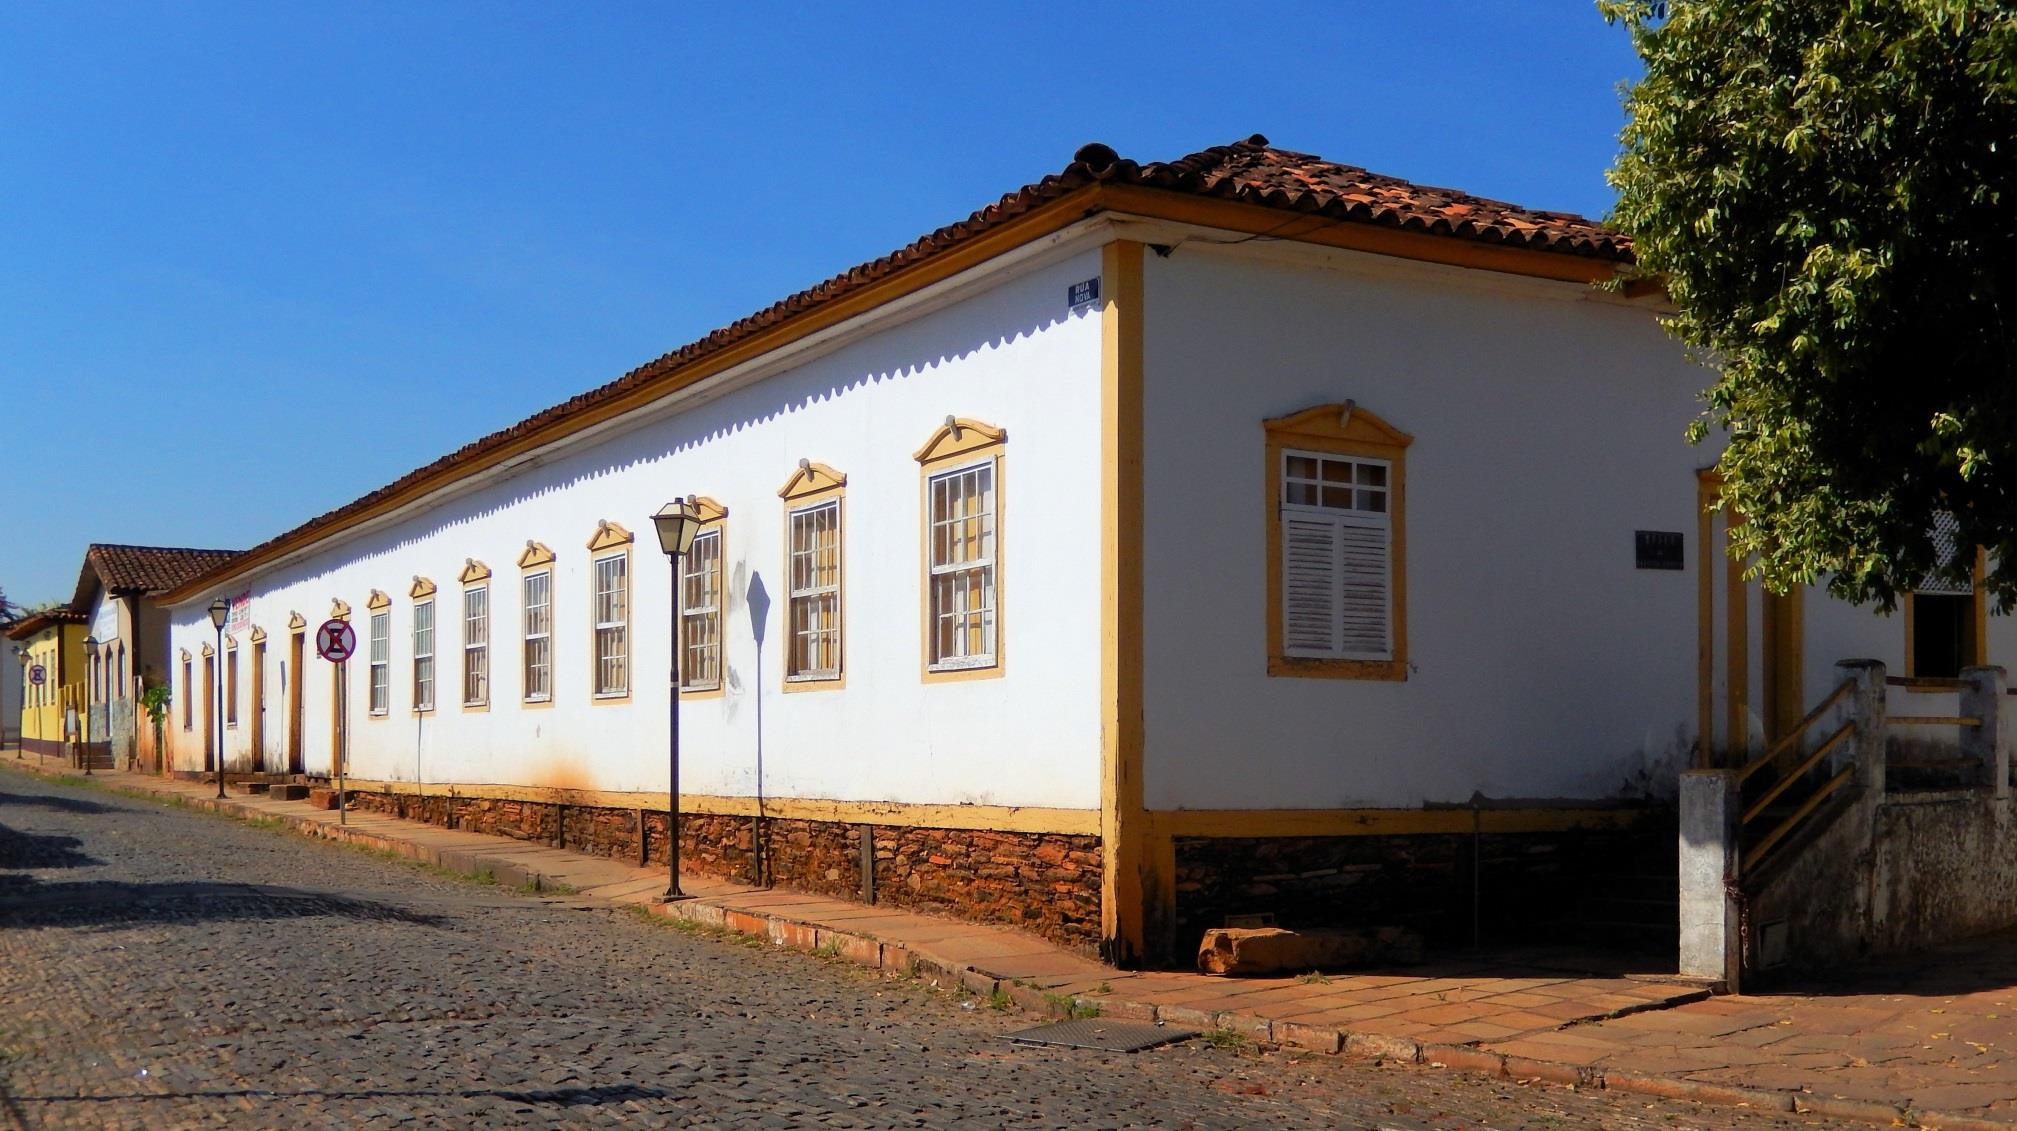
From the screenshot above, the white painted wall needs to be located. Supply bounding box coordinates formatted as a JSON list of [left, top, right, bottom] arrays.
[[1138, 244, 1716, 811], [165, 248, 1107, 811]]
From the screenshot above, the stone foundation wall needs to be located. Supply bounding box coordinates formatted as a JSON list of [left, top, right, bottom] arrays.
[[344, 789, 1102, 950], [1173, 814, 1673, 955]]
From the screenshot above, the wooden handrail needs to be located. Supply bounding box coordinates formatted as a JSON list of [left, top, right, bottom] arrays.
[[1743, 764, 1856, 873], [1888, 676, 1972, 691], [1891, 715, 1982, 727], [1741, 721, 1856, 826], [1738, 678, 1855, 783]]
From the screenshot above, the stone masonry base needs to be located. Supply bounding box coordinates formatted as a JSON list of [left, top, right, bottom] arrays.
[[342, 790, 1103, 951]]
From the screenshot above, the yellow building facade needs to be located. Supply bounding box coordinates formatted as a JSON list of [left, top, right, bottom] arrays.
[[7, 609, 88, 758]]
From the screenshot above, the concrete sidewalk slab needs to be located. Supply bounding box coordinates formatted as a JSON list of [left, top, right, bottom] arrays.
[[23, 756, 2017, 1128]]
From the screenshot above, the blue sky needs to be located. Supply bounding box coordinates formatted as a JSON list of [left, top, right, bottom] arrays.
[[0, 2, 1643, 607]]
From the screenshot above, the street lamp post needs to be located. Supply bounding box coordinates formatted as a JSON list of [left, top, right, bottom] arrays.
[[209, 598, 228, 798], [82, 636, 99, 775], [651, 497, 702, 903]]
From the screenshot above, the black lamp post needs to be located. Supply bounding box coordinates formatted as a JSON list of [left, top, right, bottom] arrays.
[[651, 497, 702, 903], [209, 598, 228, 798], [82, 636, 99, 775]]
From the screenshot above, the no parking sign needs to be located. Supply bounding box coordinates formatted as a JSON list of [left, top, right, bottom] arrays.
[[315, 619, 356, 663]]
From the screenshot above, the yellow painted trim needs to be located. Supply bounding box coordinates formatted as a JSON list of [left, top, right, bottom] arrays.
[[287, 611, 306, 630], [1263, 402, 1412, 682], [411, 594, 438, 715], [586, 519, 634, 553], [521, 564, 556, 706], [460, 577, 490, 710], [918, 419, 1007, 684], [329, 598, 350, 620], [339, 777, 1100, 835], [1099, 238, 1152, 965], [912, 417, 1008, 464], [777, 461, 847, 501], [248, 626, 267, 644], [409, 575, 437, 600], [200, 642, 214, 658], [459, 558, 491, 585], [1762, 586, 1805, 749], [1976, 548, 1991, 668], [518, 541, 556, 570], [1151, 806, 1650, 839], [1095, 183, 1624, 287], [588, 542, 633, 701], [366, 589, 390, 611], [690, 495, 729, 523], [1725, 510, 1749, 758], [1695, 470, 1717, 768], [782, 469, 847, 691]]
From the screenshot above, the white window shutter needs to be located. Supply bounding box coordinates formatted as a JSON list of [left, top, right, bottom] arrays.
[[1334, 517, 1390, 657], [1282, 513, 1390, 660], [1283, 515, 1340, 654]]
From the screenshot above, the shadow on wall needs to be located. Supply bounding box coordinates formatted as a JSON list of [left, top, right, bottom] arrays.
[[245, 298, 1085, 613]]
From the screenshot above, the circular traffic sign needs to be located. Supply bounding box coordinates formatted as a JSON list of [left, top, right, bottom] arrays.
[[28, 664, 44, 686], [316, 619, 357, 663]]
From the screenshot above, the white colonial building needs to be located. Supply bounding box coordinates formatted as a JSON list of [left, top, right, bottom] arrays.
[[158, 135, 2004, 965]]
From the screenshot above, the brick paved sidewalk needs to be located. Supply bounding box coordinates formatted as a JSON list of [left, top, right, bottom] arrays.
[[19, 756, 2017, 1129]]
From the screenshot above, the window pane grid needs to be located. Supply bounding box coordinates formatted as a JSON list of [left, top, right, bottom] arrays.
[[788, 501, 841, 678], [523, 571, 551, 702], [1283, 452, 1389, 514], [413, 601, 435, 711], [681, 529, 722, 690], [594, 554, 628, 696], [927, 463, 996, 668], [368, 612, 390, 714], [463, 586, 488, 705]]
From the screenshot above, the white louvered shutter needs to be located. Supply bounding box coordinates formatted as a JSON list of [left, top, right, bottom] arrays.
[[1283, 515, 1340, 653], [1333, 516, 1390, 657], [1280, 448, 1393, 661]]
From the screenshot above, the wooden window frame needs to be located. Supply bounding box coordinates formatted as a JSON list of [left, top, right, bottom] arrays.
[[366, 590, 392, 718], [224, 637, 239, 728], [1904, 546, 1990, 679], [779, 461, 847, 690], [914, 418, 1006, 682], [1264, 402, 1412, 681], [587, 521, 633, 703], [181, 652, 193, 730], [519, 541, 556, 707], [460, 558, 492, 710], [411, 597, 436, 714], [679, 499, 729, 698]]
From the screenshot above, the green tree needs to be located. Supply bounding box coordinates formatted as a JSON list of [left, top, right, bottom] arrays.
[[1604, 0, 2017, 607]]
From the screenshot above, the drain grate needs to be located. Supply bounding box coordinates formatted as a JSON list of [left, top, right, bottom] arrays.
[[1003, 1019, 1197, 1053]]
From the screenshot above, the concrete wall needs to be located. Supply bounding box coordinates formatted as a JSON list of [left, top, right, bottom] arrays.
[[1137, 243, 1711, 811], [164, 246, 1107, 811]]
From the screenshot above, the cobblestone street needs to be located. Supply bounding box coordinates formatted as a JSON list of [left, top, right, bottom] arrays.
[[0, 767, 1827, 1129]]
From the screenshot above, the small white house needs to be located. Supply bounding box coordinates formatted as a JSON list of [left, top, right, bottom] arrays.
[[158, 136, 1996, 965]]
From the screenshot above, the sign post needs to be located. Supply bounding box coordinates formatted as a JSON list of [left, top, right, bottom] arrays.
[[315, 619, 357, 826]]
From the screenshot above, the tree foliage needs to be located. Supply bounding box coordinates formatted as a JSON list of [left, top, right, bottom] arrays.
[[1604, 0, 2017, 608]]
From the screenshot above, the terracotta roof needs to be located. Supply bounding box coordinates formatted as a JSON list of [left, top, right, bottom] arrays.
[[5, 608, 87, 640], [1082, 136, 1629, 259], [164, 135, 1628, 602], [74, 544, 240, 608]]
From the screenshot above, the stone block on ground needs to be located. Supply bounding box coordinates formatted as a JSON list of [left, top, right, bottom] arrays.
[[270, 784, 310, 800], [306, 787, 347, 810], [1197, 926, 1423, 976], [232, 782, 270, 795]]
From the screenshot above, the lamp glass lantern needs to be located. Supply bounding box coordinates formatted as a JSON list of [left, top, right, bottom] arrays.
[[208, 598, 229, 630], [652, 497, 703, 558]]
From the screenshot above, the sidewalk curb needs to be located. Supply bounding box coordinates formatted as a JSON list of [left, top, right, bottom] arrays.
[[10, 757, 2011, 1131]]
